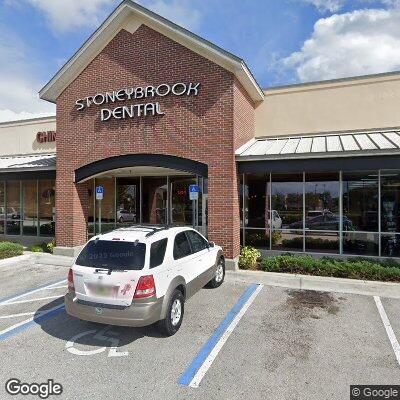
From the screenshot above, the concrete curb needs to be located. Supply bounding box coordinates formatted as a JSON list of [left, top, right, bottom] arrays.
[[0, 254, 31, 267], [226, 270, 400, 299], [24, 251, 74, 267]]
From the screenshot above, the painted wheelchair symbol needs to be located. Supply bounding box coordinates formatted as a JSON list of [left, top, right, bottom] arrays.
[[65, 325, 128, 357]]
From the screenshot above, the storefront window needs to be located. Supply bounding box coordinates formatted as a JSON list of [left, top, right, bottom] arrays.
[[23, 181, 37, 236], [342, 171, 378, 232], [305, 173, 339, 230], [272, 230, 304, 252], [142, 177, 168, 225], [271, 173, 303, 229], [39, 180, 55, 236], [381, 170, 400, 233], [245, 174, 270, 228], [169, 176, 196, 226], [0, 181, 4, 234], [6, 181, 21, 235], [343, 232, 379, 256], [87, 180, 95, 236], [116, 178, 140, 227], [95, 178, 115, 234]]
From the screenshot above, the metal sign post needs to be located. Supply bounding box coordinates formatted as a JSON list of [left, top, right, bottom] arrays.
[[96, 186, 104, 234], [189, 185, 200, 229]]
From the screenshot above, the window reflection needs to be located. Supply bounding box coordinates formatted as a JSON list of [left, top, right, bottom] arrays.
[[116, 178, 140, 227], [39, 180, 55, 236], [94, 178, 115, 234], [272, 174, 303, 230], [6, 181, 21, 235], [0, 181, 4, 234], [169, 177, 196, 226], [381, 234, 400, 257], [343, 232, 378, 256], [142, 177, 168, 225], [272, 230, 304, 252], [381, 171, 400, 233], [245, 174, 269, 228], [23, 181, 37, 236], [306, 231, 339, 254], [343, 171, 378, 232], [305, 173, 340, 231]]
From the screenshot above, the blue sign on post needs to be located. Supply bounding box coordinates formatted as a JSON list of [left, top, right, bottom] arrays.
[[96, 186, 104, 201], [189, 184, 199, 201]]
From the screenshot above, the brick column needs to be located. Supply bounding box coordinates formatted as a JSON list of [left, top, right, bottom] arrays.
[[55, 174, 88, 249], [207, 163, 241, 262]]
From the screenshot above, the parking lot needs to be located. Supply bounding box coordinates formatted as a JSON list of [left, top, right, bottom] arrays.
[[0, 260, 399, 400]]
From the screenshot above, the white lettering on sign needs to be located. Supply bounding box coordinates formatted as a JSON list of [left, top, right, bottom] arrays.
[[75, 82, 200, 122]]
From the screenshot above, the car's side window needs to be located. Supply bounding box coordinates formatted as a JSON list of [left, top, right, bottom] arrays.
[[173, 232, 192, 260], [186, 230, 208, 254], [150, 238, 168, 268]]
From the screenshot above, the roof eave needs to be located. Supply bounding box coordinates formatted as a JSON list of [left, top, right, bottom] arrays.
[[39, 0, 264, 103]]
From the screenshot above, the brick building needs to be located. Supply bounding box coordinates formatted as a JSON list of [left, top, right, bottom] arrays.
[[2, 1, 400, 264]]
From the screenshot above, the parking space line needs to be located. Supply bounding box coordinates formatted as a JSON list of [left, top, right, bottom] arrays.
[[42, 286, 67, 290], [179, 283, 263, 388], [0, 311, 38, 319], [374, 296, 400, 367], [0, 304, 65, 341], [0, 279, 66, 306], [0, 295, 62, 306]]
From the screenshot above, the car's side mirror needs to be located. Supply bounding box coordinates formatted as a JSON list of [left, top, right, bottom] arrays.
[[208, 241, 215, 248]]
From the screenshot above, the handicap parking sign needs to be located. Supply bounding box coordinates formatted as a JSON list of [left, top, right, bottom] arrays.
[[189, 184, 199, 201], [96, 186, 104, 201]]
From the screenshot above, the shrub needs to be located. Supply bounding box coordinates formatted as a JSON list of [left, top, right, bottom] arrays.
[[29, 245, 44, 253], [0, 242, 24, 260], [261, 254, 400, 282], [29, 240, 55, 254], [239, 246, 261, 270]]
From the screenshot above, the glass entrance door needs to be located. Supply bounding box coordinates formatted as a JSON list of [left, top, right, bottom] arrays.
[[169, 177, 197, 226]]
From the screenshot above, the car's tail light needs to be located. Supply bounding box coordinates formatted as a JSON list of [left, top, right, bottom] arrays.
[[134, 275, 156, 299], [67, 268, 74, 290]]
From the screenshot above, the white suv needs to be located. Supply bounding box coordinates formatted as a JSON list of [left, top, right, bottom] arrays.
[[65, 226, 224, 336]]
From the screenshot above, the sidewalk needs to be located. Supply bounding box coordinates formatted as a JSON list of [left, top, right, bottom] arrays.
[[227, 270, 400, 299]]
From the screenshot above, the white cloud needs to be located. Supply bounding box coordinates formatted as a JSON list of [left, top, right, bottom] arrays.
[[0, 31, 54, 123], [10, 0, 201, 33], [282, 8, 400, 82], [23, 0, 117, 33], [300, 0, 345, 13]]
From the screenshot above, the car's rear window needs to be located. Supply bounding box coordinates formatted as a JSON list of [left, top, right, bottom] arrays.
[[76, 240, 146, 270]]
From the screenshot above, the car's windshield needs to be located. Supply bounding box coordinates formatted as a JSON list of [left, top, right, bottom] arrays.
[[76, 240, 146, 270]]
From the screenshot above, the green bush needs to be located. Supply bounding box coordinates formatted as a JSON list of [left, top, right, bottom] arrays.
[[239, 246, 261, 270], [28, 240, 55, 254], [29, 245, 44, 253], [261, 254, 400, 282], [0, 242, 24, 260]]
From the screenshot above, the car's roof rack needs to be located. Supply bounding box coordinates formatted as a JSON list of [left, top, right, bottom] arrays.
[[114, 224, 172, 237], [145, 225, 171, 237]]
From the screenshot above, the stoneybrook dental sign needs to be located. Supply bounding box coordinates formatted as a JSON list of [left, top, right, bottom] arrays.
[[75, 82, 200, 122]]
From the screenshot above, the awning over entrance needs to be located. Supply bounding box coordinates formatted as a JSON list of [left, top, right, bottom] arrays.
[[0, 153, 56, 179], [236, 129, 400, 174]]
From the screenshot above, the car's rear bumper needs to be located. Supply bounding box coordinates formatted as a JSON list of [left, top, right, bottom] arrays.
[[64, 293, 163, 327]]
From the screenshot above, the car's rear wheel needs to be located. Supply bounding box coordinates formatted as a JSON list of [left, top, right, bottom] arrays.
[[157, 289, 184, 336], [207, 257, 225, 288]]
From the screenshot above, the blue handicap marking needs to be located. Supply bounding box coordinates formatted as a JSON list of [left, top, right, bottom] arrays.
[[189, 185, 200, 193], [96, 186, 104, 194]]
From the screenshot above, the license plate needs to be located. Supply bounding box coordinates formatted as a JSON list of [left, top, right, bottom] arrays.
[[88, 284, 117, 297]]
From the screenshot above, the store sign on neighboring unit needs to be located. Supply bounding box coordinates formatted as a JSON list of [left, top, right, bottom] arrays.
[[75, 82, 201, 122], [36, 131, 56, 143]]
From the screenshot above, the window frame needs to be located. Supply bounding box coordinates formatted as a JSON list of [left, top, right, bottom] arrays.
[[149, 238, 168, 269], [173, 231, 193, 260]]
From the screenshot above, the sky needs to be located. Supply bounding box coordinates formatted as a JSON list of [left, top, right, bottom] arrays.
[[1, 0, 400, 122]]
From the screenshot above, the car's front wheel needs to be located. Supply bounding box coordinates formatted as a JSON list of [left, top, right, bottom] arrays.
[[157, 289, 184, 336], [207, 257, 225, 288]]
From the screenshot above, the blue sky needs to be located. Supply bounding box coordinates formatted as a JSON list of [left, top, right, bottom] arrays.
[[0, 0, 400, 121]]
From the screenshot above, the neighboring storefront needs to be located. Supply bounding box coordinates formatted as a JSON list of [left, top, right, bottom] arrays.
[[1, 0, 400, 266]]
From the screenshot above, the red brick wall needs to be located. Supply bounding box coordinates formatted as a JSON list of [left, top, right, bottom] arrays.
[[56, 25, 255, 258]]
